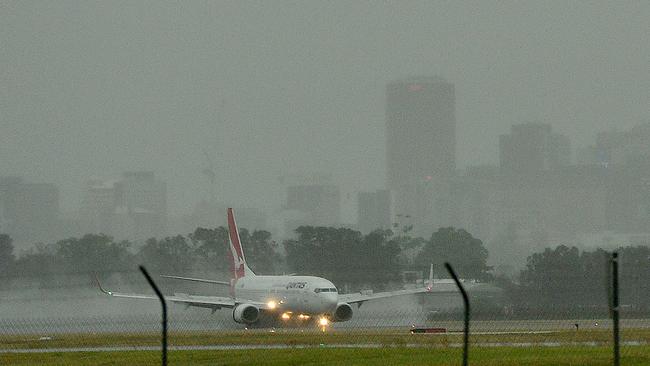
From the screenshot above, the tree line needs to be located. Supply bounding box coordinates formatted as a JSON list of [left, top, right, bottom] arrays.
[[1, 228, 648, 312], [0, 229, 280, 281], [0, 226, 492, 290], [505, 244, 650, 315]]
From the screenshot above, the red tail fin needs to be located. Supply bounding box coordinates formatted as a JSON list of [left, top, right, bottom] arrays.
[[227, 208, 254, 283]]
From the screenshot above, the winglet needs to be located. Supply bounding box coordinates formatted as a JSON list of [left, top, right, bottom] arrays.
[[94, 273, 113, 295], [426, 264, 433, 291]]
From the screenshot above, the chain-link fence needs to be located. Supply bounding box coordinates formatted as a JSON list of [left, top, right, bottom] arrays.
[[1, 258, 649, 365]]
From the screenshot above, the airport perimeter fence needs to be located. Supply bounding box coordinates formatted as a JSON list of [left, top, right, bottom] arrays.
[[1, 255, 649, 365]]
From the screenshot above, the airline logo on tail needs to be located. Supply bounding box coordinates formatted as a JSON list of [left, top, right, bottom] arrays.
[[227, 208, 247, 280]]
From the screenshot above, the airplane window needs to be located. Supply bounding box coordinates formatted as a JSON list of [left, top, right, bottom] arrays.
[[314, 288, 338, 293], [315, 288, 339, 293]]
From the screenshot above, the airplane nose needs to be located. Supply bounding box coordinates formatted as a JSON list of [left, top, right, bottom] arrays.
[[324, 293, 338, 310]]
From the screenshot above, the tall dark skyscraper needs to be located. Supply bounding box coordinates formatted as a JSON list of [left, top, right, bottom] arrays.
[[386, 77, 456, 235]]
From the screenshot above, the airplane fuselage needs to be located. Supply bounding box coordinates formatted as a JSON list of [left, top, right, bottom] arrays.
[[234, 275, 339, 316]]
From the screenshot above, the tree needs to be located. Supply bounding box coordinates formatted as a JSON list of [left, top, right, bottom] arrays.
[[520, 245, 581, 297], [517, 245, 604, 310], [238, 229, 280, 274], [0, 234, 15, 278], [359, 229, 402, 287], [416, 227, 492, 281], [13, 243, 59, 277], [617, 245, 650, 310], [137, 235, 194, 274], [284, 226, 402, 290], [189, 226, 282, 275], [189, 227, 232, 274], [57, 234, 134, 276], [284, 226, 362, 286]]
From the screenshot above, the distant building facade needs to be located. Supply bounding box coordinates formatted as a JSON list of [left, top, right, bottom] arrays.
[[81, 171, 167, 240], [385, 77, 456, 236], [357, 190, 392, 234], [284, 184, 340, 232], [578, 123, 650, 166], [235, 207, 268, 232], [499, 123, 570, 173], [452, 123, 650, 269], [0, 176, 60, 245], [81, 179, 118, 235], [453, 166, 608, 257]]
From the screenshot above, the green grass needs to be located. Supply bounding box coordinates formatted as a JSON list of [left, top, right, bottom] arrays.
[[2, 346, 650, 366], [2, 329, 649, 365], [2, 328, 650, 350]]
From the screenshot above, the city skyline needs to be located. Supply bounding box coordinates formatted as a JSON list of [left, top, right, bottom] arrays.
[[4, 81, 647, 220], [3, 2, 648, 217]]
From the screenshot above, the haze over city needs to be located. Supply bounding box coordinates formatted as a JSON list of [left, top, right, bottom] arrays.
[[2, 4, 650, 364], [3, 1, 647, 213]]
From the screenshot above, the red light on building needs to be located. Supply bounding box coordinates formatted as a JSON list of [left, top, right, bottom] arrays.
[[408, 84, 423, 92], [425, 175, 433, 181]]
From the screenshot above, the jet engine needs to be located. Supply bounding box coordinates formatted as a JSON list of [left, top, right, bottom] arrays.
[[332, 303, 353, 322], [232, 304, 260, 324]]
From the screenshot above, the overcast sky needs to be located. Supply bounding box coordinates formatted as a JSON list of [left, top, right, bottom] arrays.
[[2, 1, 648, 216]]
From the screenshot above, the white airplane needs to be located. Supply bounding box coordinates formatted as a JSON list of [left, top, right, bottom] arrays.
[[97, 208, 433, 327]]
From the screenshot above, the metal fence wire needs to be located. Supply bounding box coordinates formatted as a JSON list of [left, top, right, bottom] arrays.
[[1, 254, 649, 365]]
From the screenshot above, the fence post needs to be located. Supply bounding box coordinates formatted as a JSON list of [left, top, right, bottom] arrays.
[[609, 252, 620, 366], [140, 265, 167, 366], [445, 262, 469, 366]]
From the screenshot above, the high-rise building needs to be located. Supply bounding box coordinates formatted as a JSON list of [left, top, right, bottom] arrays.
[[115, 171, 167, 240], [80, 171, 167, 240], [578, 123, 650, 166], [80, 179, 119, 235], [357, 190, 392, 234], [385, 77, 456, 235], [499, 123, 570, 172]]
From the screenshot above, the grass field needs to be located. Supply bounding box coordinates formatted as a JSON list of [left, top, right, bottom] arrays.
[[2, 328, 650, 349], [2, 328, 649, 365], [2, 346, 650, 366]]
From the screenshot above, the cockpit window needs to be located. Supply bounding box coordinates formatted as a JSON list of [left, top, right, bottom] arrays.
[[314, 288, 338, 293]]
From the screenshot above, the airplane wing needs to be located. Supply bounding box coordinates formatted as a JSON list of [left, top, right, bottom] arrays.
[[338, 264, 436, 306], [338, 287, 432, 306], [95, 276, 266, 310]]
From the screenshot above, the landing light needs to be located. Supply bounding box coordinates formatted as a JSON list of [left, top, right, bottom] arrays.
[[267, 301, 277, 309], [319, 317, 329, 326]]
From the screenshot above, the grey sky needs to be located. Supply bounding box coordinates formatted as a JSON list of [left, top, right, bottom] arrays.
[[2, 1, 648, 215]]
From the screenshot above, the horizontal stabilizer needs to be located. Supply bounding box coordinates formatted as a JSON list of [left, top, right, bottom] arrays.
[[160, 275, 230, 286]]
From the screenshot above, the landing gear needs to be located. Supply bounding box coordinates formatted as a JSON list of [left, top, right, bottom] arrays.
[[244, 312, 331, 329]]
